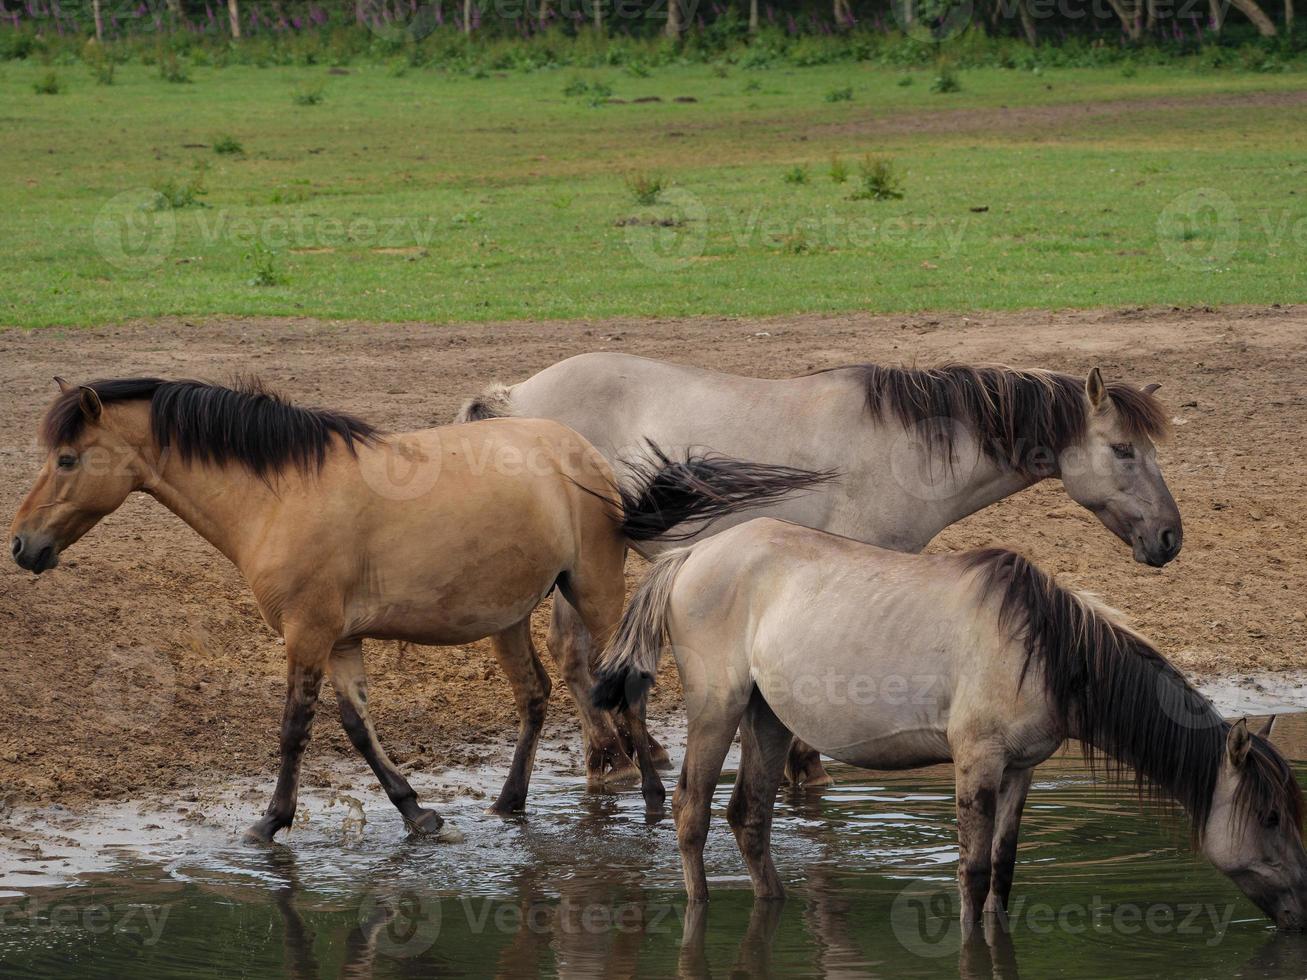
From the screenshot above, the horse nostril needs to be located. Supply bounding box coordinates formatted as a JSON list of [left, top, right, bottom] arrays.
[[1160, 528, 1178, 554], [10, 537, 21, 559]]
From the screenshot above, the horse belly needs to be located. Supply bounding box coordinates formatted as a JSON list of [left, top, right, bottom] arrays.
[[749, 603, 955, 771], [758, 678, 953, 770], [348, 540, 562, 645]]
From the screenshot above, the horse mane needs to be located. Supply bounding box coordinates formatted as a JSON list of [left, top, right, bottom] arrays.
[[822, 364, 1170, 477], [962, 547, 1303, 836], [41, 377, 379, 478]]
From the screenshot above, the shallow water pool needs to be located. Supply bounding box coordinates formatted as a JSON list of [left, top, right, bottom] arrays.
[[1, 713, 1305, 978]]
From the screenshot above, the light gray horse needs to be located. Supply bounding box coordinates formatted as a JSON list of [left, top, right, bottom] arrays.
[[593, 519, 1306, 931], [460, 354, 1181, 787]]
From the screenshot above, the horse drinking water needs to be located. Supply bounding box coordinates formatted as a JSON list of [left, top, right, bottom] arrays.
[[9, 378, 827, 842], [462, 355, 1181, 786], [593, 519, 1306, 929]]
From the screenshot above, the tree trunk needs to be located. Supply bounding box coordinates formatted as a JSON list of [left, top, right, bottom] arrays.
[[1018, 0, 1037, 42], [227, 0, 241, 38], [749, 0, 759, 32], [464, 0, 473, 32], [833, 0, 852, 26], [1286, 0, 1294, 30], [539, 0, 550, 26], [1227, 0, 1278, 32], [1145, 0, 1157, 29], [1209, 0, 1224, 29], [594, 0, 603, 33], [1104, 0, 1143, 38], [666, 0, 683, 36], [92, 0, 104, 41]]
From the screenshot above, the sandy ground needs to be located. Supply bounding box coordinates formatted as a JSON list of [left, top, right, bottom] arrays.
[[0, 305, 1304, 814]]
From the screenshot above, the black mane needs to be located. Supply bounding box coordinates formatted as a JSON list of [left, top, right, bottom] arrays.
[[824, 364, 1170, 477], [42, 378, 379, 478], [963, 547, 1304, 836]]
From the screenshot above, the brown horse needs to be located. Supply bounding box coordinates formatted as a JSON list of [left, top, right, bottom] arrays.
[[9, 378, 827, 842]]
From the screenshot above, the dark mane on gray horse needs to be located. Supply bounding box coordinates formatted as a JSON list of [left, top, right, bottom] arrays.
[[42, 377, 379, 478], [962, 547, 1304, 837], [821, 363, 1170, 477]]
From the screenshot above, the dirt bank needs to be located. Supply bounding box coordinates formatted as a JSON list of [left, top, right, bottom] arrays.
[[0, 305, 1303, 809]]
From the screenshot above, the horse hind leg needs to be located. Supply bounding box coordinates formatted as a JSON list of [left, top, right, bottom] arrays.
[[487, 616, 552, 815], [727, 690, 791, 900], [546, 595, 640, 789], [678, 687, 752, 903], [328, 641, 453, 839]]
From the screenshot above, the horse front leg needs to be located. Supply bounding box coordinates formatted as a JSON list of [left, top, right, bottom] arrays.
[[246, 628, 330, 843], [952, 752, 1004, 930], [329, 641, 451, 838], [984, 767, 1033, 918], [487, 617, 551, 815]]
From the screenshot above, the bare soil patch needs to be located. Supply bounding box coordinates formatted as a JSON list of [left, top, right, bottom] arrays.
[[0, 305, 1303, 808]]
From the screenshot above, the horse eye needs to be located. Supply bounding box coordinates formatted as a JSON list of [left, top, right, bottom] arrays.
[[1111, 443, 1135, 460], [56, 454, 77, 470]]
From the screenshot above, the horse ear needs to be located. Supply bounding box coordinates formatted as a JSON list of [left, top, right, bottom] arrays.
[[54, 376, 71, 393], [1228, 717, 1253, 767], [1256, 715, 1277, 740], [78, 385, 103, 422], [1142, 383, 1162, 396], [1085, 367, 1106, 411]]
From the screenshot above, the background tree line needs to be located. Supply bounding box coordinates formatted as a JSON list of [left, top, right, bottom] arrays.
[[1, 0, 1296, 48]]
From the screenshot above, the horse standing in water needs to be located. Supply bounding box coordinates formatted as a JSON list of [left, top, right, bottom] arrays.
[[594, 519, 1307, 929], [461, 354, 1182, 785], [9, 378, 826, 841]]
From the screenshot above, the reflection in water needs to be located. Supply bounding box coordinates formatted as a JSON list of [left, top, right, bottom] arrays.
[[0, 714, 1304, 978]]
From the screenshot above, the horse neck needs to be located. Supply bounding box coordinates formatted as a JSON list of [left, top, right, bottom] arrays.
[[877, 437, 1039, 550], [135, 441, 281, 570], [936, 452, 1040, 530]]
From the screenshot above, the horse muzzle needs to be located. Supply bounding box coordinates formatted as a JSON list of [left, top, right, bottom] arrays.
[[1133, 524, 1182, 568], [11, 533, 60, 574]]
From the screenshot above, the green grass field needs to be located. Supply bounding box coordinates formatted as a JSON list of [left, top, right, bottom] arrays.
[[4, 58, 1306, 327]]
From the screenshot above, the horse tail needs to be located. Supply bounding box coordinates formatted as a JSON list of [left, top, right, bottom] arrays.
[[614, 440, 835, 543], [591, 548, 693, 712], [456, 382, 516, 423]]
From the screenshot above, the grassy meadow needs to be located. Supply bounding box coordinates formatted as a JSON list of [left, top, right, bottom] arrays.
[[3, 56, 1306, 327]]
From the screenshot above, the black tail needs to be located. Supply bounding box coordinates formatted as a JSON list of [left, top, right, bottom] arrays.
[[615, 441, 836, 543]]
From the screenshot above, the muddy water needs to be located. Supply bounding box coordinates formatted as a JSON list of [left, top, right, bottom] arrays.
[[2, 714, 1305, 979]]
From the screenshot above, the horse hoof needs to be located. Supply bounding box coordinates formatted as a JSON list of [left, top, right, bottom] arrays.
[[406, 809, 460, 843], [601, 763, 642, 789], [786, 765, 834, 788], [243, 817, 284, 844]]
